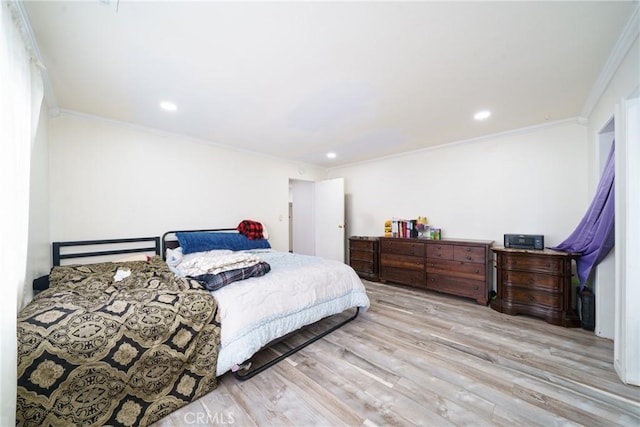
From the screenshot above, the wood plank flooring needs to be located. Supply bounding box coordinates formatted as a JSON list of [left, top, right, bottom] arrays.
[[152, 280, 640, 426]]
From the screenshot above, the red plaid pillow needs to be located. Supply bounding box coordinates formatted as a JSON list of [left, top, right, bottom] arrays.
[[237, 220, 264, 240]]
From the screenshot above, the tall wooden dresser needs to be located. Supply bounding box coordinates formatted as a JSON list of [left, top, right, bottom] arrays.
[[491, 247, 580, 327]]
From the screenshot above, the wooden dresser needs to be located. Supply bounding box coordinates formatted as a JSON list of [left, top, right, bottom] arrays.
[[425, 239, 494, 305], [378, 237, 493, 305], [348, 236, 379, 281], [491, 247, 580, 327]]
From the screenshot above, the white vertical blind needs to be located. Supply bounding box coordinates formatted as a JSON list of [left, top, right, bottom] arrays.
[[0, 1, 44, 424]]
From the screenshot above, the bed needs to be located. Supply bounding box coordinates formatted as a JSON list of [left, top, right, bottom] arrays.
[[16, 229, 370, 426], [162, 228, 371, 378], [16, 237, 220, 427]]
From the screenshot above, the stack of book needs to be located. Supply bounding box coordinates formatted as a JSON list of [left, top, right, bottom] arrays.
[[390, 218, 417, 238]]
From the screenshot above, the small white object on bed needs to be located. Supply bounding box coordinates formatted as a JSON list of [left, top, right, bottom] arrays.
[[171, 248, 370, 376]]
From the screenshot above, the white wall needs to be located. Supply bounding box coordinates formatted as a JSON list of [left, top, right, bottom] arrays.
[[24, 103, 50, 307], [587, 36, 639, 191], [330, 120, 588, 249], [48, 113, 327, 252]]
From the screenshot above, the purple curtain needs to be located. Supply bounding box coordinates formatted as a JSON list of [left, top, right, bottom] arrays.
[[552, 143, 615, 290]]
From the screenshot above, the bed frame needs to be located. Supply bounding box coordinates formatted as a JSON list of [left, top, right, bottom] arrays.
[[232, 307, 360, 380], [52, 236, 161, 266], [49, 231, 361, 381], [161, 228, 361, 381]]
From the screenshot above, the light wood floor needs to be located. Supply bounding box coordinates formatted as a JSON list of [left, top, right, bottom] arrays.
[[153, 280, 639, 426]]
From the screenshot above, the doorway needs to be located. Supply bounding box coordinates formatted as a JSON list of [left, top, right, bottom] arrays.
[[289, 180, 315, 256], [594, 119, 615, 339], [288, 178, 346, 262]]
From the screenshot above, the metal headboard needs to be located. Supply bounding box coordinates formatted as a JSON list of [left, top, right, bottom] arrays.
[[52, 237, 161, 266]]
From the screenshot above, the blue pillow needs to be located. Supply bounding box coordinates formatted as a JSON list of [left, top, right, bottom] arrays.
[[176, 232, 271, 254]]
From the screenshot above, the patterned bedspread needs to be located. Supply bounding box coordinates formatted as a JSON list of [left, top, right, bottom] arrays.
[[16, 256, 220, 427]]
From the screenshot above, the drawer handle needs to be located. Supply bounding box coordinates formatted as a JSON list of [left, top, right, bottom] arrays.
[[466, 256, 472, 260], [475, 269, 480, 274], [466, 248, 471, 252]]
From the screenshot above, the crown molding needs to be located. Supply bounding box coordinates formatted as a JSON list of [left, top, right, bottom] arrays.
[[56, 109, 325, 172], [329, 117, 584, 171], [576, 116, 589, 126], [580, 2, 640, 118]]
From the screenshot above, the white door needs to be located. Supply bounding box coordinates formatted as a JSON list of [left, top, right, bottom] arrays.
[[314, 178, 345, 262]]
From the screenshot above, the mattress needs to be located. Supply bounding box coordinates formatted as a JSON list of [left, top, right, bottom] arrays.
[[174, 249, 370, 376]]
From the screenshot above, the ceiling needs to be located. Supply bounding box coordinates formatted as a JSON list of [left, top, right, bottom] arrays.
[[23, 1, 637, 167]]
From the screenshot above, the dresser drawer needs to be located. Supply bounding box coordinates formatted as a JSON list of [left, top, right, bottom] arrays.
[[503, 254, 563, 274], [350, 249, 375, 261], [427, 273, 485, 299], [426, 243, 454, 260], [380, 253, 424, 270], [380, 239, 425, 257], [504, 288, 562, 309], [503, 270, 563, 292], [453, 246, 486, 264], [350, 239, 375, 251], [380, 267, 426, 287], [351, 259, 374, 272], [426, 259, 485, 281]]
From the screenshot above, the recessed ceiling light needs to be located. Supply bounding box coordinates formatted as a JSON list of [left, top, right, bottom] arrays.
[[474, 110, 491, 121], [160, 101, 177, 112], [326, 152, 337, 159]]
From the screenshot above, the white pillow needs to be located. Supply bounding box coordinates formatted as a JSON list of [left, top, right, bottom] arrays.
[[165, 247, 183, 267], [180, 249, 234, 265], [168, 247, 235, 268]]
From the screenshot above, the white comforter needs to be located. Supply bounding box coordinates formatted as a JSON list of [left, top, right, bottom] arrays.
[[173, 249, 370, 376], [176, 252, 261, 276]]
